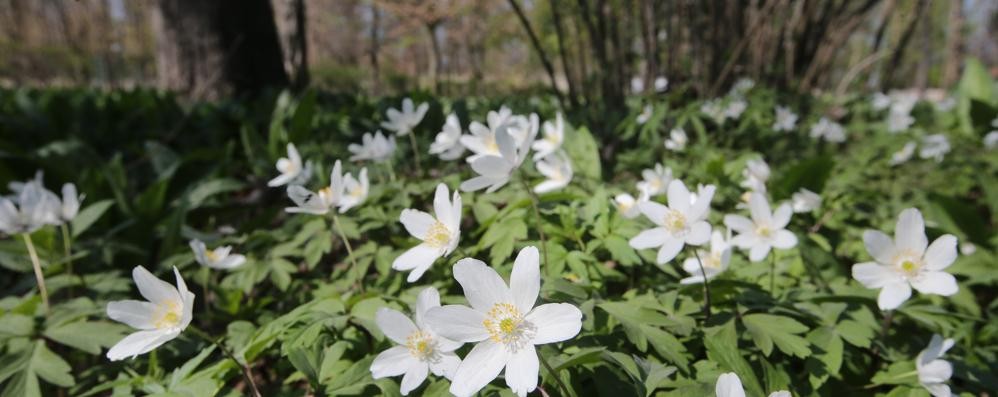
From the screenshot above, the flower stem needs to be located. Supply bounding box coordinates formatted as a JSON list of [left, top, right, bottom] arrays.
[[769, 253, 777, 295], [332, 214, 363, 292], [406, 132, 423, 175], [537, 350, 570, 397], [519, 178, 549, 269], [22, 234, 49, 314], [60, 223, 78, 298], [384, 159, 397, 182], [188, 326, 262, 397], [692, 249, 712, 321]]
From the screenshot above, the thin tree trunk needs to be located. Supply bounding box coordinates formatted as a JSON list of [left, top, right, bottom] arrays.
[[941, 0, 963, 87], [887, 0, 928, 88], [369, 4, 381, 95], [508, 0, 565, 108], [426, 22, 443, 94], [550, 0, 579, 108]]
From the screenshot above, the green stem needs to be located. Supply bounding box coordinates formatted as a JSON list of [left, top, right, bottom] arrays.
[[406, 132, 423, 175], [692, 249, 712, 321], [537, 350, 571, 397], [60, 224, 77, 298], [22, 234, 49, 314], [519, 178, 549, 269], [769, 253, 777, 294], [384, 159, 397, 182], [188, 326, 263, 397], [332, 214, 363, 292]]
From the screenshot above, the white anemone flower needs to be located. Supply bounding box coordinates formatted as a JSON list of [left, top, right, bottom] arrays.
[[106, 266, 194, 361], [809, 117, 846, 143], [381, 98, 429, 136], [0, 181, 61, 234], [984, 131, 998, 149], [916, 334, 955, 397], [338, 168, 369, 213], [791, 188, 821, 213], [371, 288, 462, 395], [731, 78, 755, 94], [680, 230, 731, 284], [773, 106, 798, 132], [636, 105, 653, 125], [919, 134, 950, 162], [872, 92, 892, 110], [348, 131, 396, 163], [724, 99, 747, 120], [430, 114, 467, 160], [629, 180, 716, 264], [741, 158, 770, 193], [268, 143, 306, 187], [724, 192, 797, 262], [889, 142, 917, 166], [461, 107, 529, 162], [59, 183, 84, 222], [460, 115, 538, 193], [531, 112, 564, 160], [630, 76, 644, 94], [285, 161, 344, 215], [851, 208, 958, 311], [393, 183, 462, 282], [715, 372, 791, 397], [654, 76, 668, 92], [612, 193, 645, 219], [534, 152, 573, 194], [701, 99, 726, 124], [189, 239, 246, 270], [664, 128, 688, 152], [637, 163, 673, 197], [424, 247, 583, 397], [887, 108, 915, 133]]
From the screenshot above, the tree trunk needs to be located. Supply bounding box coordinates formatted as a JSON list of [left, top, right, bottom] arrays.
[[941, 0, 963, 87], [369, 4, 382, 95], [426, 22, 443, 94], [154, 0, 288, 99]]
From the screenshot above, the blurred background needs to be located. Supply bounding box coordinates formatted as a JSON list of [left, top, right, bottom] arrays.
[[1, 0, 996, 101]]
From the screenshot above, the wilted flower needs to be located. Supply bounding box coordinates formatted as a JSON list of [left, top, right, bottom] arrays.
[[773, 106, 798, 132], [0, 181, 61, 234], [851, 208, 958, 311], [919, 134, 950, 162], [612, 193, 645, 219], [637, 163, 673, 197], [371, 288, 462, 395], [460, 114, 538, 193], [430, 114, 467, 161], [916, 334, 955, 397], [664, 128, 688, 152], [630, 180, 716, 263], [106, 266, 194, 361], [424, 247, 583, 397], [338, 168, 369, 213], [531, 112, 564, 160], [190, 239, 246, 270], [680, 230, 731, 284], [393, 184, 462, 282], [534, 152, 573, 194], [741, 158, 770, 193], [809, 117, 846, 143], [791, 188, 821, 213], [348, 131, 396, 162], [381, 98, 429, 136], [268, 143, 308, 187], [724, 192, 797, 262], [889, 142, 917, 166], [285, 161, 343, 215], [715, 372, 790, 397]]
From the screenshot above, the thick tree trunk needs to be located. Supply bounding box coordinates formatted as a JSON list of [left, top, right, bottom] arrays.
[[154, 0, 288, 99]]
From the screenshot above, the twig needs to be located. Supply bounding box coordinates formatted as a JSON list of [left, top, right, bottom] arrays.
[[692, 249, 712, 321]]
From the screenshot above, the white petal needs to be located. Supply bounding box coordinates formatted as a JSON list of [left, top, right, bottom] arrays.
[[878, 281, 912, 310], [214, 255, 246, 270], [392, 244, 443, 280], [667, 180, 691, 214], [106, 329, 178, 361], [772, 230, 797, 249], [715, 372, 746, 397], [424, 305, 489, 342], [414, 287, 441, 330], [748, 193, 773, 225], [267, 172, 295, 187], [863, 230, 897, 265], [400, 209, 435, 240], [657, 237, 685, 264], [433, 184, 454, 228], [918, 359, 953, 384], [895, 208, 928, 256], [723, 215, 754, 233], [471, 155, 511, 177], [429, 351, 462, 380], [629, 227, 669, 249], [923, 235, 957, 271], [638, 200, 669, 226], [922, 382, 951, 397], [400, 361, 429, 395], [505, 345, 539, 397], [771, 203, 792, 229], [376, 308, 418, 345], [132, 266, 179, 306], [511, 247, 540, 314], [768, 392, 792, 397], [453, 258, 512, 312], [748, 243, 771, 262], [911, 272, 958, 296], [460, 175, 498, 192], [449, 341, 509, 397], [106, 300, 157, 330], [525, 303, 582, 344], [688, 184, 716, 221], [534, 180, 565, 194], [852, 262, 902, 288], [371, 346, 414, 379], [685, 221, 711, 245]]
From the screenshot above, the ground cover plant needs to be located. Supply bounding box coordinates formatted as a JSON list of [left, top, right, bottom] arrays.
[[0, 62, 997, 397]]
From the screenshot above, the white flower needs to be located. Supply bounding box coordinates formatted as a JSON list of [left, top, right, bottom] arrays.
[[664, 128, 688, 152], [630, 76, 644, 93], [460, 115, 538, 193], [430, 114, 467, 160], [371, 288, 462, 395], [809, 117, 846, 143], [612, 193, 645, 219], [916, 334, 955, 397], [637, 163, 673, 197], [393, 184, 462, 282], [348, 131, 396, 162], [724, 192, 797, 262], [919, 134, 950, 162], [959, 242, 976, 256], [680, 230, 731, 284], [637, 105, 653, 125], [890, 90, 919, 114], [534, 152, 573, 194], [106, 266, 194, 361], [725, 99, 747, 120], [984, 131, 998, 149], [701, 99, 726, 124], [531, 113, 564, 160], [338, 168, 369, 213], [189, 239, 246, 270], [381, 98, 429, 136], [59, 183, 84, 222], [285, 160, 344, 215], [887, 108, 915, 133], [0, 181, 61, 234], [654, 77, 668, 92], [715, 372, 790, 397], [872, 92, 892, 111], [268, 143, 306, 187], [791, 188, 821, 213], [424, 247, 583, 397], [889, 142, 917, 166], [731, 78, 755, 94], [629, 180, 716, 264], [741, 158, 770, 193], [773, 106, 798, 132], [851, 208, 958, 311], [461, 107, 529, 162]]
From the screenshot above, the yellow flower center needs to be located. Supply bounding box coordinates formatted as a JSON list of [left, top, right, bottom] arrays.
[[483, 303, 533, 349], [616, 201, 633, 213], [664, 209, 687, 233], [405, 331, 438, 361], [756, 225, 772, 238], [154, 300, 183, 330], [349, 187, 365, 198], [485, 136, 500, 153], [424, 221, 451, 248], [205, 249, 220, 263], [545, 133, 560, 144]]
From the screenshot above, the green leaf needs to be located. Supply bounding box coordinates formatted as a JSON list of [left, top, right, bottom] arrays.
[[836, 319, 875, 349], [31, 341, 74, 388], [703, 320, 764, 396], [563, 126, 602, 180], [742, 314, 812, 358], [43, 321, 128, 354], [71, 200, 114, 237]]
